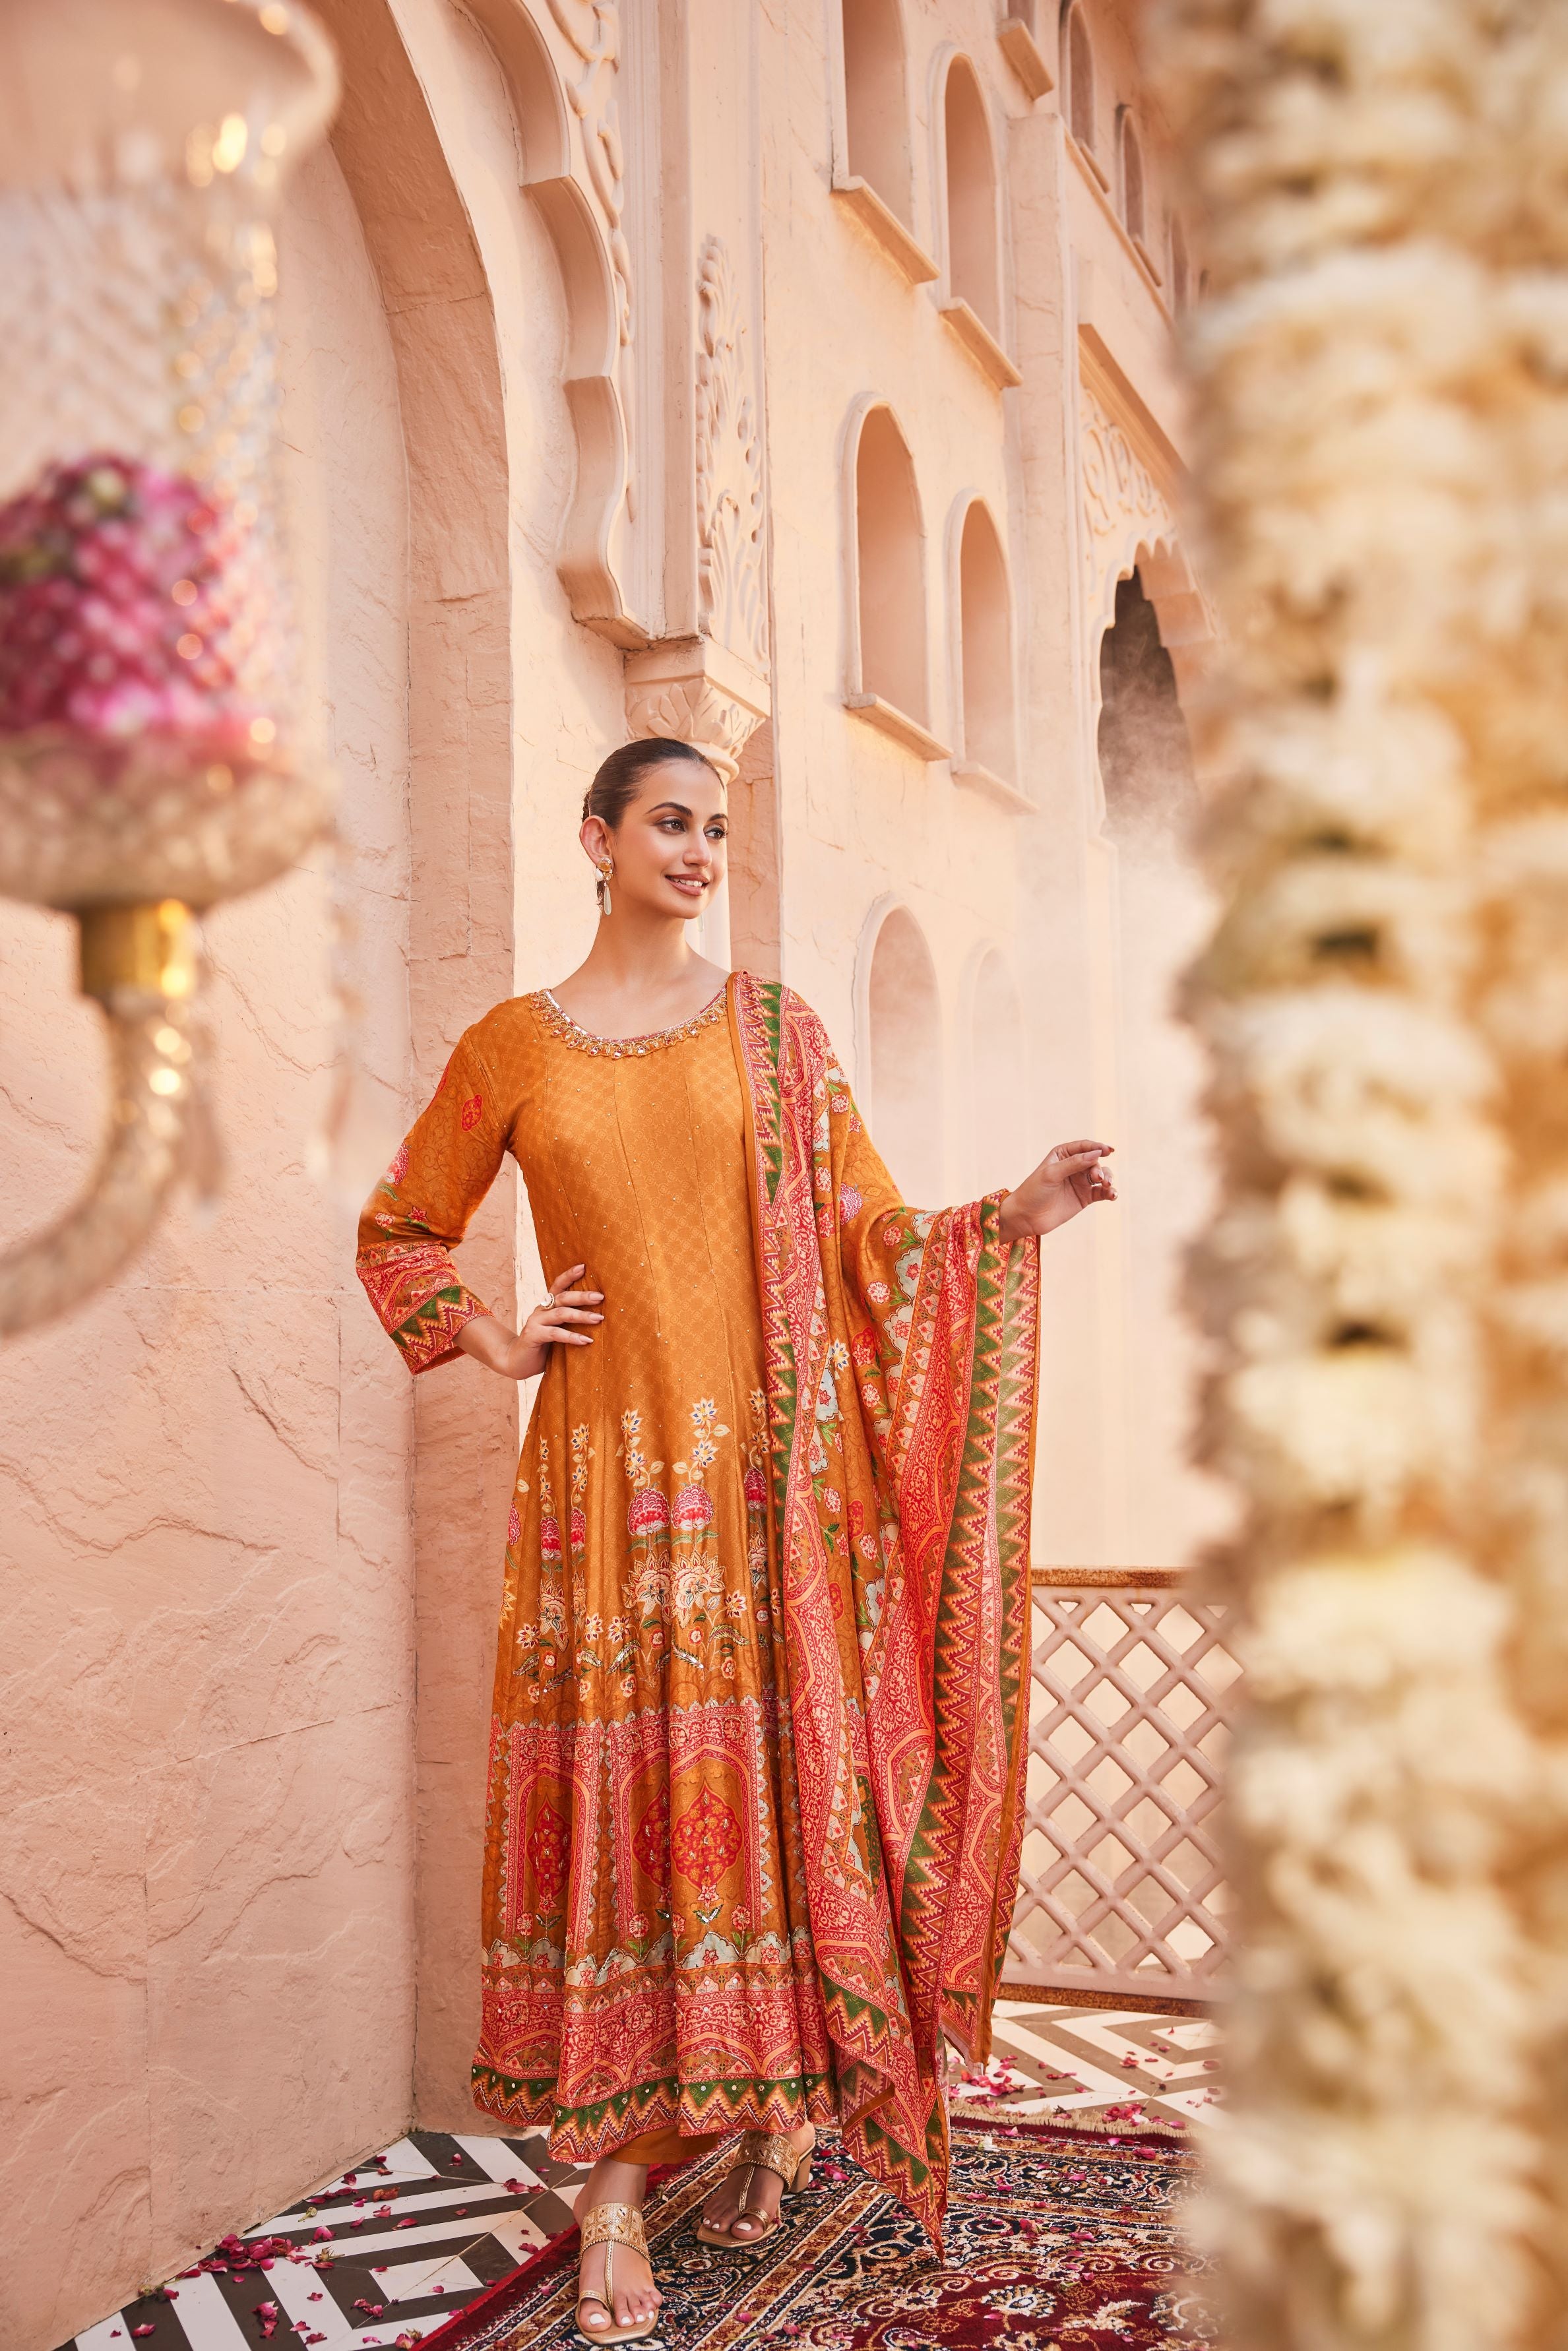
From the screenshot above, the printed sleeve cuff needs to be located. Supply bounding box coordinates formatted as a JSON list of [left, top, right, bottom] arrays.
[[394, 1285, 491, 1375]]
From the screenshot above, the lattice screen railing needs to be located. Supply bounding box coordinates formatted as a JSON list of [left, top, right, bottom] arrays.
[[1003, 1575, 1239, 2009]]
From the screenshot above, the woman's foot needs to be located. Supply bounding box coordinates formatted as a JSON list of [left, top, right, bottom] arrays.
[[697, 2125, 815, 2245], [575, 2158, 661, 2336]]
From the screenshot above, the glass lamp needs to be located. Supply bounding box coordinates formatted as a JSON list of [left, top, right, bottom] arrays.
[[0, 0, 338, 1332]]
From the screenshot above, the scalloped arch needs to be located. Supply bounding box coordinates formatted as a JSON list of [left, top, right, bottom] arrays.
[[1087, 525, 1212, 737]]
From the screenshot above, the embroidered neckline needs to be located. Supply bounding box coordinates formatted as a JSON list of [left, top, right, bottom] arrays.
[[531, 982, 729, 1058]]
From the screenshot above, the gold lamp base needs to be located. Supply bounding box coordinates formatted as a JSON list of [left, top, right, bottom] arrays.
[[77, 900, 197, 1005], [0, 900, 202, 1337]]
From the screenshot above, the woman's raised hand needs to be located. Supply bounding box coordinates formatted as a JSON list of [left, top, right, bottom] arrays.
[[997, 1141, 1116, 1243], [456, 1264, 604, 1381]]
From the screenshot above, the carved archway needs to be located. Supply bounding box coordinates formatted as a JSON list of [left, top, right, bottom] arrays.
[[1079, 377, 1214, 793], [312, 0, 518, 2133], [463, 0, 643, 646]]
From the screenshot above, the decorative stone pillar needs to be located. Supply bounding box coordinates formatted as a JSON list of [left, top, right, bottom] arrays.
[[621, 9, 770, 782], [624, 633, 768, 786]]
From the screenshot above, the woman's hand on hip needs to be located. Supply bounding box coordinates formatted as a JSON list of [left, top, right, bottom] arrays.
[[997, 1142, 1115, 1243], [456, 1264, 604, 1381]]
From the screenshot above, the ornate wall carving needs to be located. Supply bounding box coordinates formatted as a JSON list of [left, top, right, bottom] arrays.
[[695, 234, 768, 675], [466, 0, 642, 641], [1079, 377, 1213, 706], [623, 669, 760, 784], [623, 235, 771, 788], [1081, 384, 1172, 587], [544, 0, 632, 350]]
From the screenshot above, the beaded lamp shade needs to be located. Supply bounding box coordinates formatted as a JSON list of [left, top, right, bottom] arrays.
[[0, 0, 338, 1334]]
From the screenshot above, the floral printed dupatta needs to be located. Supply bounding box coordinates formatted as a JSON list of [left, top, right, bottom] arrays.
[[729, 975, 1041, 2247]]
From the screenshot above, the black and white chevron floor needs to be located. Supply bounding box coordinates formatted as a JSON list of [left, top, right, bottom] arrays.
[[58, 2130, 590, 2351], [61, 2008, 1222, 2350]]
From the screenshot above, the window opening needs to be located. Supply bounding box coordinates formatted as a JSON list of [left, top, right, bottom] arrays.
[[855, 406, 927, 725], [943, 58, 1001, 339], [842, 0, 914, 226], [1120, 110, 1145, 243], [1063, 4, 1095, 150], [957, 500, 1015, 781]]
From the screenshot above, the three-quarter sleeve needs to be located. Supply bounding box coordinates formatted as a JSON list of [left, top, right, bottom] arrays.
[[356, 1031, 510, 1375]]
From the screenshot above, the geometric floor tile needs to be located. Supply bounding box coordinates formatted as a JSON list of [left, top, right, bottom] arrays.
[[949, 2001, 1224, 2138], [61, 2018, 1224, 2349], [57, 2130, 593, 2351]]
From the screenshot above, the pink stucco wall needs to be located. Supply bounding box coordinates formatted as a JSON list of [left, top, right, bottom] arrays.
[[0, 133, 421, 2342]]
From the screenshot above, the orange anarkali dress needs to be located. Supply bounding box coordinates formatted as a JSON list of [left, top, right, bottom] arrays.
[[357, 972, 1040, 2245]]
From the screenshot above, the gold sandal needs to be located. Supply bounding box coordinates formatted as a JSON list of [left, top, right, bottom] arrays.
[[694, 2129, 815, 2250], [576, 2202, 659, 2344]]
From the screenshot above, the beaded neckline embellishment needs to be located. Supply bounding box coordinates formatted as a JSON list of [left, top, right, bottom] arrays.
[[530, 983, 729, 1058]]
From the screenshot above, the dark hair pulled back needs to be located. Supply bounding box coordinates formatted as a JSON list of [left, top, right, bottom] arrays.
[[582, 736, 720, 829]]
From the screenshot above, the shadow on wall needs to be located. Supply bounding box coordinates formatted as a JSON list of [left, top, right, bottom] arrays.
[[1096, 567, 1230, 1567], [1097, 569, 1197, 855]]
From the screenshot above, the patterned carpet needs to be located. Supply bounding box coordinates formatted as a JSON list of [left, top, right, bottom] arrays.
[[59, 2008, 1220, 2351], [420, 2116, 1208, 2351]]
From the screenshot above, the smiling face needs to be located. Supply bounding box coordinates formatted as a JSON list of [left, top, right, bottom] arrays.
[[581, 753, 728, 922]]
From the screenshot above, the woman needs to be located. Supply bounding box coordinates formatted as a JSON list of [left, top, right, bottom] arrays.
[[356, 737, 1114, 2342]]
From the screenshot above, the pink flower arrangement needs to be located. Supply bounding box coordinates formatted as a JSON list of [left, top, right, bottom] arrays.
[[0, 453, 274, 782]]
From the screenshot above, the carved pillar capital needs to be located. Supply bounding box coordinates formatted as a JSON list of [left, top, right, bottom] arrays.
[[624, 635, 769, 785]]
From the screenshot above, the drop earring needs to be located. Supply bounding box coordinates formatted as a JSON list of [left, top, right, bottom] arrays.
[[596, 860, 613, 917]]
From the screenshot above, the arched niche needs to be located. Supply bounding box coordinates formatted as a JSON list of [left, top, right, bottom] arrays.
[[1061, 3, 1095, 152], [860, 902, 945, 1202], [941, 55, 1002, 340], [841, 0, 915, 228], [967, 947, 1027, 1195], [950, 493, 1018, 785], [843, 398, 932, 741], [1118, 107, 1145, 246]]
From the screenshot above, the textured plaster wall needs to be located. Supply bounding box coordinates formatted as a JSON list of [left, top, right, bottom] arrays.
[[0, 144, 417, 2349]]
